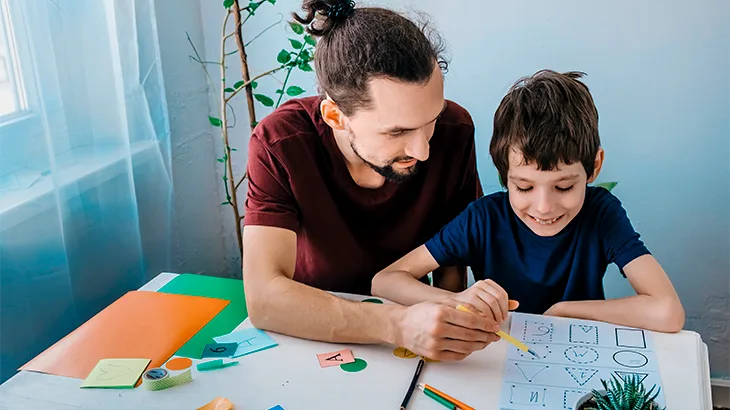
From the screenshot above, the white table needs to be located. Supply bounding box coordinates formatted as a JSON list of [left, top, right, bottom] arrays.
[[0, 273, 713, 409]]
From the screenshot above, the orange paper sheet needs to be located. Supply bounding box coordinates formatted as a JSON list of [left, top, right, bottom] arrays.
[[20, 291, 229, 380]]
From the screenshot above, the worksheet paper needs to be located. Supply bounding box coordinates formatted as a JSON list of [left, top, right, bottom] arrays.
[[499, 312, 666, 409]]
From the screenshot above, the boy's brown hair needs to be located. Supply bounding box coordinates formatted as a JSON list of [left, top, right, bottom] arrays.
[[489, 70, 600, 187]]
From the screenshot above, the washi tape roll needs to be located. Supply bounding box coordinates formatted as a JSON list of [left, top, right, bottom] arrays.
[[142, 367, 192, 391]]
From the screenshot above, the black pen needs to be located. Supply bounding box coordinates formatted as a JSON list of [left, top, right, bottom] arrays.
[[399, 358, 425, 409]]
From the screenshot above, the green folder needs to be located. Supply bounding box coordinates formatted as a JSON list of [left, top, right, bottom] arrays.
[[158, 274, 248, 359]]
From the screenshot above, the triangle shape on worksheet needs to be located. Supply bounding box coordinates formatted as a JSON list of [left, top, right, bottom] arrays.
[[514, 362, 549, 382], [565, 367, 599, 386]]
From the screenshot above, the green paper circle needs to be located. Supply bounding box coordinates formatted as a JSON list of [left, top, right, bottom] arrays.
[[340, 358, 368, 372], [361, 298, 383, 304]]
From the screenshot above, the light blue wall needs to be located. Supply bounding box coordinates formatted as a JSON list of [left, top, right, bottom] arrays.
[[155, 0, 235, 276], [202, 0, 730, 377]]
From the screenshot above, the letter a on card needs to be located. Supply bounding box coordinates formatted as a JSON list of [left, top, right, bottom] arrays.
[[317, 349, 355, 368]]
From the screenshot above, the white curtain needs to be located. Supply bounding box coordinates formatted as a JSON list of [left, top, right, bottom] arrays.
[[0, 0, 172, 382]]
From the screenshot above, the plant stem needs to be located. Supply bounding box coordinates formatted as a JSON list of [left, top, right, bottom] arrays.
[[235, 173, 247, 190], [232, 1, 258, 133], [245, 15, 283, 47], [275, 46, 305, 108], [220, 9, 243, 257], [224, 66, 283, 102], [187, 32, 220, 114]]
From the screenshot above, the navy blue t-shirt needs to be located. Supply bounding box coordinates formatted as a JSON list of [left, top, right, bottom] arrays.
[[424, 187, 650, 314]]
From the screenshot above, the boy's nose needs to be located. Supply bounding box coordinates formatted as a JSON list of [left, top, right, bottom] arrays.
[[535, 192, 555, 215]]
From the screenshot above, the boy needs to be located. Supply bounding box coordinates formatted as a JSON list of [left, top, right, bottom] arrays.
[[371, 70, 685, 332]]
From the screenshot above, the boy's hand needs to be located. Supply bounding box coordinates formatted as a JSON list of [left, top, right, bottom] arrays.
[[544, 302, 567, 317], [396, 300, 501, 361], [453, 279, 517, 323]]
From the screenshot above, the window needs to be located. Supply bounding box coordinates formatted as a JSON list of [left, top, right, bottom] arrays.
[[0, 0, 170, 218], [0, 0, 25, 119]]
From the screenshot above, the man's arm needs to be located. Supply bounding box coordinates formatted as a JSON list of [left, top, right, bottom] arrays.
[[244, 225, 401, 344], [544, 254, 685, 332], [243, 226, 501, 359]]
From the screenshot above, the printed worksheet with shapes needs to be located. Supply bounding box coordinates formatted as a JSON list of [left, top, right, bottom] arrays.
[[499, 312, 666, 409]]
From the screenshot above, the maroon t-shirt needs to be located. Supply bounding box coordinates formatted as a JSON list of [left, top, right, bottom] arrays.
[[244, 96, 482, 295]]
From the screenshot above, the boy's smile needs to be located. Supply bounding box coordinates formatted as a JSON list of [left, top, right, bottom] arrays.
[[507, 149, 602, 237]]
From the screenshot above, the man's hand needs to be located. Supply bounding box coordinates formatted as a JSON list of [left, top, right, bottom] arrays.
[[453, 279, 517, 324], [395, 299, 501, 361]]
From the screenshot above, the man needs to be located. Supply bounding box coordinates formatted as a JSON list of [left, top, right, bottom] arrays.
[[242, 0, 502, 361]]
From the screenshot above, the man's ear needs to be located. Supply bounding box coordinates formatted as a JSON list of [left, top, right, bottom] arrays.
[[320, 98, 346, 131], [587, 148, 605, 183]]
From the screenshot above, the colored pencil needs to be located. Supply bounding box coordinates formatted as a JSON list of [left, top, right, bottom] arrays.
[[456, 304, 539, 358], [399, 358, 425, 409], [419, 385, 456, 409], [419, 383, 475, 410]]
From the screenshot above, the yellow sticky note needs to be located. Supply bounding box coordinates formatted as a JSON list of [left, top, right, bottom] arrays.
[[80, 358, 150, 388]]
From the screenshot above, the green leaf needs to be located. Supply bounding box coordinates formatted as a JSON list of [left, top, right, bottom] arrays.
[[304, 34, 317, 46], [286, 86, 306, 96], [595, 181, 618, 192], [224, 87, 235, 92], [277, 49, 291, 64], [289, 39, 303, 49], [267, 0, 276, 3], [298, 61, 313, 72], [217, 158, 225, 163], [234, 80, 246, 89], [275, 89, 284, 94], [250, 80, 258, 89], [254, 94, 274, 107], [230, 147, 238, 151], [251, 120, 259, 127], [221, 77, 225, 82], [289, 21, 304, 35], [222, 175, 228, 181], [249, 2, 260, 12], [300, 49, 312, 62], [221, 201, 230, 206], [223, 0, 234, 8], [208, 116, 222, 127]]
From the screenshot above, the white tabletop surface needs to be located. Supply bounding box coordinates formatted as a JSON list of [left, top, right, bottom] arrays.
[[0, 273, 713, 410]]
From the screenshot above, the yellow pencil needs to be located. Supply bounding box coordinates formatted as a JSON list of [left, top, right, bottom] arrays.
[[456, 304, 539, 358]]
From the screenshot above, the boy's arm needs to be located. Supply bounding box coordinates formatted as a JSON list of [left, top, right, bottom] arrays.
[[372, 245, 512, 323], [544, 254, 685, 332], [371, 245, 453, 305]]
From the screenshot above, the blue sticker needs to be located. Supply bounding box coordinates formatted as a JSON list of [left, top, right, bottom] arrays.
[[201, 342, 238, 358]]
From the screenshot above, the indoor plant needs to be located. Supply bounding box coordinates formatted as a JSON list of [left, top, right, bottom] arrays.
[[189, 0, 316, 256], [574, 374, 664, 410]]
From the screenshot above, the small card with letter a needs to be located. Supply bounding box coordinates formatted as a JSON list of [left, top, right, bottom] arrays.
[[316, 349, 355, 368]]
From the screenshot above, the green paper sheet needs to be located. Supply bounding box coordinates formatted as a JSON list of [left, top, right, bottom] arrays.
[[158, 274, 248, 359]]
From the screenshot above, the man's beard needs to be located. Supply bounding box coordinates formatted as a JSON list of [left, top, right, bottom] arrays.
[[349, 135, 420, 184]]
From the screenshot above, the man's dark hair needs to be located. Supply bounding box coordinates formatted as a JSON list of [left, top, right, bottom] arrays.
[[293, 0, 448, 116]]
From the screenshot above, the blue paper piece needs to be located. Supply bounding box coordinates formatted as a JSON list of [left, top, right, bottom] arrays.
[[213, 328, 278, 358], [268, 406, 285, 410], [201, 342, 238, 358]]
